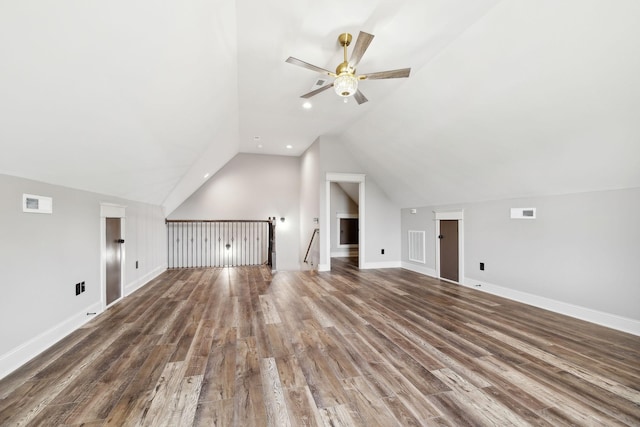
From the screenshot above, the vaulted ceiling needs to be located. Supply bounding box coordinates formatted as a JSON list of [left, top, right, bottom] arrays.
[[1, 1, 639, 214]]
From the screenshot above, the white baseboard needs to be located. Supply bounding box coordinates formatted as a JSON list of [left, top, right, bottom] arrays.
[[125, 265, 166, 296], [401, 262, 437, 278], [318, 263, 330, 272], [0, 301, 102, 380], [361, 261, 402, 269], [463, 277, 640, 337]]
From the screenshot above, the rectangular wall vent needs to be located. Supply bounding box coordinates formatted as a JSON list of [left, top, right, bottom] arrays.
[[408, 230, 426, 263], [510, 207, 536, 219], [23, 194, 53, 214], [311, 79, 327, 91]]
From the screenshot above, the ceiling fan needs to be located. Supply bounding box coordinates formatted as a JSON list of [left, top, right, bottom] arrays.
[[285, 31, 411, 105]]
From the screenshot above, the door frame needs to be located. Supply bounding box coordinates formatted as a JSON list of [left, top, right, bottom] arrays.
[[100, 203, 126, 311], [322, 173, 365, 271], [434, 210, 464, 284]]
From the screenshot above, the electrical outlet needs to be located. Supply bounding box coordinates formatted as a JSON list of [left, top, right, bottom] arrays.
[[136, 260, 139, 269], [480, 262, 485, 271], [381, 249, 385, 255]]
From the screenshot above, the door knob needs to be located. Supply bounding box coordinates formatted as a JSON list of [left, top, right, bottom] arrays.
[[117, 239, 125, 244], [438, 235, 443, 239]]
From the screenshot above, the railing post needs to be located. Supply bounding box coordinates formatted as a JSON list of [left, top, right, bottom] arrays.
[[268, 217, 276, 271]]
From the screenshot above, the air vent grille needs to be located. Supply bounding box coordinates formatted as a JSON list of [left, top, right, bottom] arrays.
[[408, 230, 426, 263]]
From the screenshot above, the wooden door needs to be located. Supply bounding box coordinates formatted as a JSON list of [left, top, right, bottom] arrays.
[[439, 220, 459, 282]]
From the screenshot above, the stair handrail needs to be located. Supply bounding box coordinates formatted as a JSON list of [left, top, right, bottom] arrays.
[[303, 228, 320, 264]]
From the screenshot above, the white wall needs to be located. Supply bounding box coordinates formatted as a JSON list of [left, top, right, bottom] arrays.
[[330, 182, 359, 257], [319, 136, 401, 269], [299, 140, 320, 269], [401, 187, 640, 334], [168, 153, 301, 271], [0, 173, 166, 379]]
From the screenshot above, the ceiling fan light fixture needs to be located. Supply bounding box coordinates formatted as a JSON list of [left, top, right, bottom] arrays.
[[334, 73, 358, 97]]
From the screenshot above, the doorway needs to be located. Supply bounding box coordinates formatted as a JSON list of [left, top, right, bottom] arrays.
[[323, 173, 365, 271], [332, 180, 360, 260], [100, 203, 126, 310], [105, 218, 123, 305], [434, 210, 464, 284], [439, 220, 459, 282]]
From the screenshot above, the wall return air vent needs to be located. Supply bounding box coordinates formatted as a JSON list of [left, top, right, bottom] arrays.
[[408, 230, 426, 263]]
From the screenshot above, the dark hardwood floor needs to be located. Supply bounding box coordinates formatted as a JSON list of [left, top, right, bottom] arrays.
[[1, 258, 639, 426]]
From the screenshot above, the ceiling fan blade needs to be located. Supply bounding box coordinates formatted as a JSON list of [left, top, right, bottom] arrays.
[[286, 57, 336, 76], [300, 83, 334, 99], [354, 90, 368, 105], [361, 68, 411, 80], [349, 31, 374, 68]]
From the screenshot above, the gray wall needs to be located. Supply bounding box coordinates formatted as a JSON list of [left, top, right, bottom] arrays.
[[401, 187, 640, 321], [0, 173, 166, 360], [319, 136, 401, 268], [299, 140, 320, 269], [168, 153, 301, 271]]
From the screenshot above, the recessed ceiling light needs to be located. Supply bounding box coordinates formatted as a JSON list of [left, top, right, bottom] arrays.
[[203, 173, 210, 179], [286, 145, 293, 149], [302, 102, 312, 109], [257, 144, 263, 148]]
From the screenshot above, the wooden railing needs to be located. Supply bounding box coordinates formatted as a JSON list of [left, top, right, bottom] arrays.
[[303, 228, 320, 267], [166, 220, 274, 269]]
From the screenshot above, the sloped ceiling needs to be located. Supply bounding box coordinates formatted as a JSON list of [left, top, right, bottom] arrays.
[[1, 1, 639, 213]]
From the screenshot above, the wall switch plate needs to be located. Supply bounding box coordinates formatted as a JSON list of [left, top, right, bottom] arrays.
[[81, 282, 85, 293], [75, 283, 81, 295]]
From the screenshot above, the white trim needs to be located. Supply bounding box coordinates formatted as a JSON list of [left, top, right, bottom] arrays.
[[0, 302, 102, 380], [401, 262, 437, 278], [361, 261, 402, 269], [463, 277, 640, 336], [434, 210, 464, 220], [100, 203, 126, 218], [434, 210, 464, 284], [326, 173, 366, 182], [325, 173, 366, 271], [125, 265, 166, 296]]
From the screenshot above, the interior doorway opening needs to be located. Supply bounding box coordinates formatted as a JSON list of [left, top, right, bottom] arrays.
[[331, 181, 360, 263], [100, 203, 126, 311], [323, 173, 365, 271], [434, 210, 464, 284]]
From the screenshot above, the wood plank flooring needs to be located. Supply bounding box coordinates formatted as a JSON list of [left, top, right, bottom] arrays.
[[1, 258, 639, 426]]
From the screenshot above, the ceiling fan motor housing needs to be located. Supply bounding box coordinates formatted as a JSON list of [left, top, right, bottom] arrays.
[[334, 71, 358, 97]]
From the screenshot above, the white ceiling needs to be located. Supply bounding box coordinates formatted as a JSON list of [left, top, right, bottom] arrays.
[[1, 1, 639, 213]]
